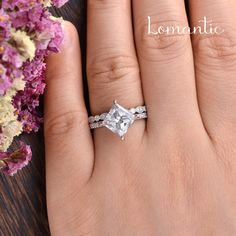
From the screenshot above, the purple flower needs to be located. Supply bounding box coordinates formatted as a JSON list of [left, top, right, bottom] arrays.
[[52, 0, 68, 8], [0, 64, 11, 95], [0, 0, 69, 175], [0, 9, 11, 40], [1, 42, 25, 68], [0, 141, 32, 176]]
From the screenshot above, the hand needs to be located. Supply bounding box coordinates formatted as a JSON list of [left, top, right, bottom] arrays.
[[45, 1, 236, 235]]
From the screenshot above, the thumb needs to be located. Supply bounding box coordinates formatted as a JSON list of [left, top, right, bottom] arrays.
[[44, 21, 94, 202]]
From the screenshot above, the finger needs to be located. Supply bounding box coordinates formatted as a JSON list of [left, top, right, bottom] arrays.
[[44, 22, 94, 193], [87, 1, 144, 135], [189, 1, 236, 140], [133, 0, 202, 133]]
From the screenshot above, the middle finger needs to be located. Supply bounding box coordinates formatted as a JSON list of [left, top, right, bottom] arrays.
[[87, 0, 143, 116], [133, 0, 203, 133]]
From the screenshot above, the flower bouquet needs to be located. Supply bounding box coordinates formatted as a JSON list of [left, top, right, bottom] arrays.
[[0, 0, 68, 175]]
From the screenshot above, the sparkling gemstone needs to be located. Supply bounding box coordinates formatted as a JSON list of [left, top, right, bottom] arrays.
[[100, 113, 107, 120], [103, 101, 135, 139], [88, 116, 95, 123], [136, 106, 145, 113], [95, 115, 100, 121], [130, 108, 136, 114]]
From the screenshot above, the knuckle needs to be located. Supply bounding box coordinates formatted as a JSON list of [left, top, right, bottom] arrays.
[[137, 16, 190, 61], [87, 51, 140, 86], [193, 33, 236, 62], [45, 110, 88, 137], [88, 0, 124, 9]]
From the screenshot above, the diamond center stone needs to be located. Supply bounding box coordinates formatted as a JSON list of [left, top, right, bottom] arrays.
[[103, 101, 135, 139]]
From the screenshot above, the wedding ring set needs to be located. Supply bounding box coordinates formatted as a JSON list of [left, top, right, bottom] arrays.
[[88, 101, 147, 140]]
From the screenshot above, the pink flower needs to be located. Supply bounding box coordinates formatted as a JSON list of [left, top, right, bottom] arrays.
[[0, 141, 32, 176], [0, 8, 11, 40], [0, 0, 69, 175], [0, 64, 11, 95], [52, 0, 68, 8]]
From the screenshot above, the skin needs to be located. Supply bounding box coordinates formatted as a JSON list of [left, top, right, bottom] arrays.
[[44, 0, 236, 235]]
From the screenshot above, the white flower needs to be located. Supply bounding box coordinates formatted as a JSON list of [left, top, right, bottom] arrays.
[[0, 77, 25, 151], [11, 29, 36, 61]]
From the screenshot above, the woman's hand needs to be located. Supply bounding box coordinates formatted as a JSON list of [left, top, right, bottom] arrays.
[[45, 1, 236, 235]]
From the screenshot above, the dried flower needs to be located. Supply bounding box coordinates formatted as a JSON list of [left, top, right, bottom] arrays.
[[0, 0, 69, 175], [51, 0, 68, 8], [11, 29, 36, 61], [0, 141, 32, 176]]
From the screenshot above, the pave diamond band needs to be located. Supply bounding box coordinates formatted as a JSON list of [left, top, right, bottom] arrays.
[[89, 101, 147, 140]]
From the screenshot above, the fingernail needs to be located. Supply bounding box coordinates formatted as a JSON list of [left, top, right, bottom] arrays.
[[60, 21, 74, 48]]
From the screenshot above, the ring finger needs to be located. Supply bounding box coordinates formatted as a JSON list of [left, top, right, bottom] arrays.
[[87, 0, 144, 144]]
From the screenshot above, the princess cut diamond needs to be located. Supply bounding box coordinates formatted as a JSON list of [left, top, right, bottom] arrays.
[[103, 101, 135, 139]]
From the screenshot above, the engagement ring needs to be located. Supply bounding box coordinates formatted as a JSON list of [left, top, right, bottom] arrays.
[[89, 101, 147, 140]]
